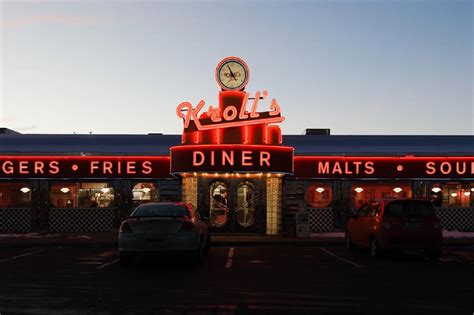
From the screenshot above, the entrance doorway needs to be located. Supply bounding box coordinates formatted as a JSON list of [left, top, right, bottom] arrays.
[[200, 178, 265, 234]]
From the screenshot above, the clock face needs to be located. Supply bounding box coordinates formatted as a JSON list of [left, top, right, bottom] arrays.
[[215, 57, 250, 91]]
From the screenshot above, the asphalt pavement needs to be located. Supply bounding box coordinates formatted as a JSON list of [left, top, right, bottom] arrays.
[[0, 244, 473, 315]]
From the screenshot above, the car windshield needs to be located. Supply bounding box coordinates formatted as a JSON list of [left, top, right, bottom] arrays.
[[131, 203, 190, 218], [384, 200, 434, 218]]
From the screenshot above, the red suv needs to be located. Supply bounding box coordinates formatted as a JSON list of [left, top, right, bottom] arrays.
[[345, 199, 442, 261]]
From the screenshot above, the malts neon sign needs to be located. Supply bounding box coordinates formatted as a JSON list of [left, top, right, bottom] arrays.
[[293, 156, 474, 179], [176, 90, 284, 131], [0, 156, 172, 179]]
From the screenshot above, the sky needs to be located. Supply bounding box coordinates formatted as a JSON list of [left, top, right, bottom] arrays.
[[0, 0, 472, 135]]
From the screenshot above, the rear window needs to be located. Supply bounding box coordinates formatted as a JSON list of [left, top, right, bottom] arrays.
[[384, 200, 434, 218], [131, 203, 190, 218]]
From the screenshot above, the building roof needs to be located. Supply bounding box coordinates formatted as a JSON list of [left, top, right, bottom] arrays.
[[0, 133, 472, 156]]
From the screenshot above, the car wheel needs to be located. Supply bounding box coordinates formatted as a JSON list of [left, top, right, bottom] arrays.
[[119, 253, 134, 268], [369, 237, 379, 258], [344, 232, 353, 250], [425, 250, 441, 262], [203, 233, 211, 255]]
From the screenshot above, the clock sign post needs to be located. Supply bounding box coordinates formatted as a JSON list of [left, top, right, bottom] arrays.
[[215, 57, 250, 91], [171, 57, 294, 175]]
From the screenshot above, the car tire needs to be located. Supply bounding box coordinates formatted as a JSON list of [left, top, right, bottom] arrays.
[[344, 231, 353, 250], [203, 233, 211, 255], [425, 250, 441, 262], [369, 236, 380, 259], [119, 253, 134, 268]]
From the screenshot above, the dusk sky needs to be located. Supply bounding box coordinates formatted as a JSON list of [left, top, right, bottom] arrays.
[[1, 0, 472, 135]]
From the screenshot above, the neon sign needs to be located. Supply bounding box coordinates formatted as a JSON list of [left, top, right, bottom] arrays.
[[176, 90, 284, 131], [293, 156, 474, 178], [0, 156, 172, 179], [170, 145, 294, 174]]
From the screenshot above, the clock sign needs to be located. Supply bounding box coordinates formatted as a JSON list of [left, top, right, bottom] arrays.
[[215, 57, 250, 91]]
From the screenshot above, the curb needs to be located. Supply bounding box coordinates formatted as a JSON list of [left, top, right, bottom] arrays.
[[0, 238, 471, 248]]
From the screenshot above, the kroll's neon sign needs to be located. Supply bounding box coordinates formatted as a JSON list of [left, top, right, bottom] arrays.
[[176, 90, 284, 131]]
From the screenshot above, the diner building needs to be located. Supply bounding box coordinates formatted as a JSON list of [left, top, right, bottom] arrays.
[[1, 57, 473, 235], [1, 131, 473, 235]]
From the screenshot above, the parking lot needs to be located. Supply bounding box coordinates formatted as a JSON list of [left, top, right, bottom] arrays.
[[0, 244, 473, 315]]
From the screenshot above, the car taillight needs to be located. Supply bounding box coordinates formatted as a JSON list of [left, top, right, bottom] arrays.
[[179, 220, 196, 232], [381, 221, 392, 230], [119, 221, 133, 233]]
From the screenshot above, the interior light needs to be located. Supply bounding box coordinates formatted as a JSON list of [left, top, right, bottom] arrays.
[[393, 187, 403, 193], [193, 172, 197, 176], [471, 188, 474, 192], [463, 191, 471, 196], [451, 192, 458, 198], [142, 187, 151, 193], [354, 187, 364, 193], [60, 187, 70, 193], [431, 187, 442, 193], [20, 187, 30, 193], [101, 187, 110, 194], [315, 187, 325, 193]]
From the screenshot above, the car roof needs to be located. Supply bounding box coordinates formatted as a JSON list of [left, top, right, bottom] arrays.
[[136, 202, 188, 207], [367, 198, 430, 204]]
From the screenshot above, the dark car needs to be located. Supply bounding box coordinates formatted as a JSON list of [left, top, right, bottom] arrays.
[[118, 202, 211, 267], [345, 198, 442, 261]]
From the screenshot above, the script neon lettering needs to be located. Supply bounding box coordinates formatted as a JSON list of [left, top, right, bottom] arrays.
[[176, 91, 285, 131]]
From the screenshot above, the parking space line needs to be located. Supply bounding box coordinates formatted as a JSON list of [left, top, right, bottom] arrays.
[[0, 249, 46, 263], [225, 247, 234, 269], [320, 247, 364, 268], [97, 258, 120, 270]]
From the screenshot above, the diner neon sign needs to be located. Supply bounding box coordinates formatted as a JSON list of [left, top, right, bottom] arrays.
[[170, 145, 294, 174], [176, 90, 284, 131]]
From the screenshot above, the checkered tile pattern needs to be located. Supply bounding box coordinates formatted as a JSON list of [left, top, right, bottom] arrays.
[[0, 208, 33, 233], [435, 208, 474, 232], [49, 208, 116, 232], [308, 208, 334, 232]]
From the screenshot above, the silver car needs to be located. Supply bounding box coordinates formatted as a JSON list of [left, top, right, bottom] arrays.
[[118, 202, 210, 267]]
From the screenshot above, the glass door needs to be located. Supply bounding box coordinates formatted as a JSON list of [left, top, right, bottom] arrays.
[[202, 178, 263, 234], [234, 181, 259, 233]]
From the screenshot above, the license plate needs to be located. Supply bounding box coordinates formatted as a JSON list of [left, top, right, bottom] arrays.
[[147, 238, 164, 242], [405, 222, 419, 228]]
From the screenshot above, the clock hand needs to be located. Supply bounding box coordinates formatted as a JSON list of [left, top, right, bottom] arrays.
[[227, 65, 237, 81]]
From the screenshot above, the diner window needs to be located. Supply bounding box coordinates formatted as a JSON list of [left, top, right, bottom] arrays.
[[351, 182, 412, 208], [132, 182, 159, 207], [429, 182, 473, 208], [0, 183, 32, 208], [50, 182, 115, 208], [306, 183, 333, 208]]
